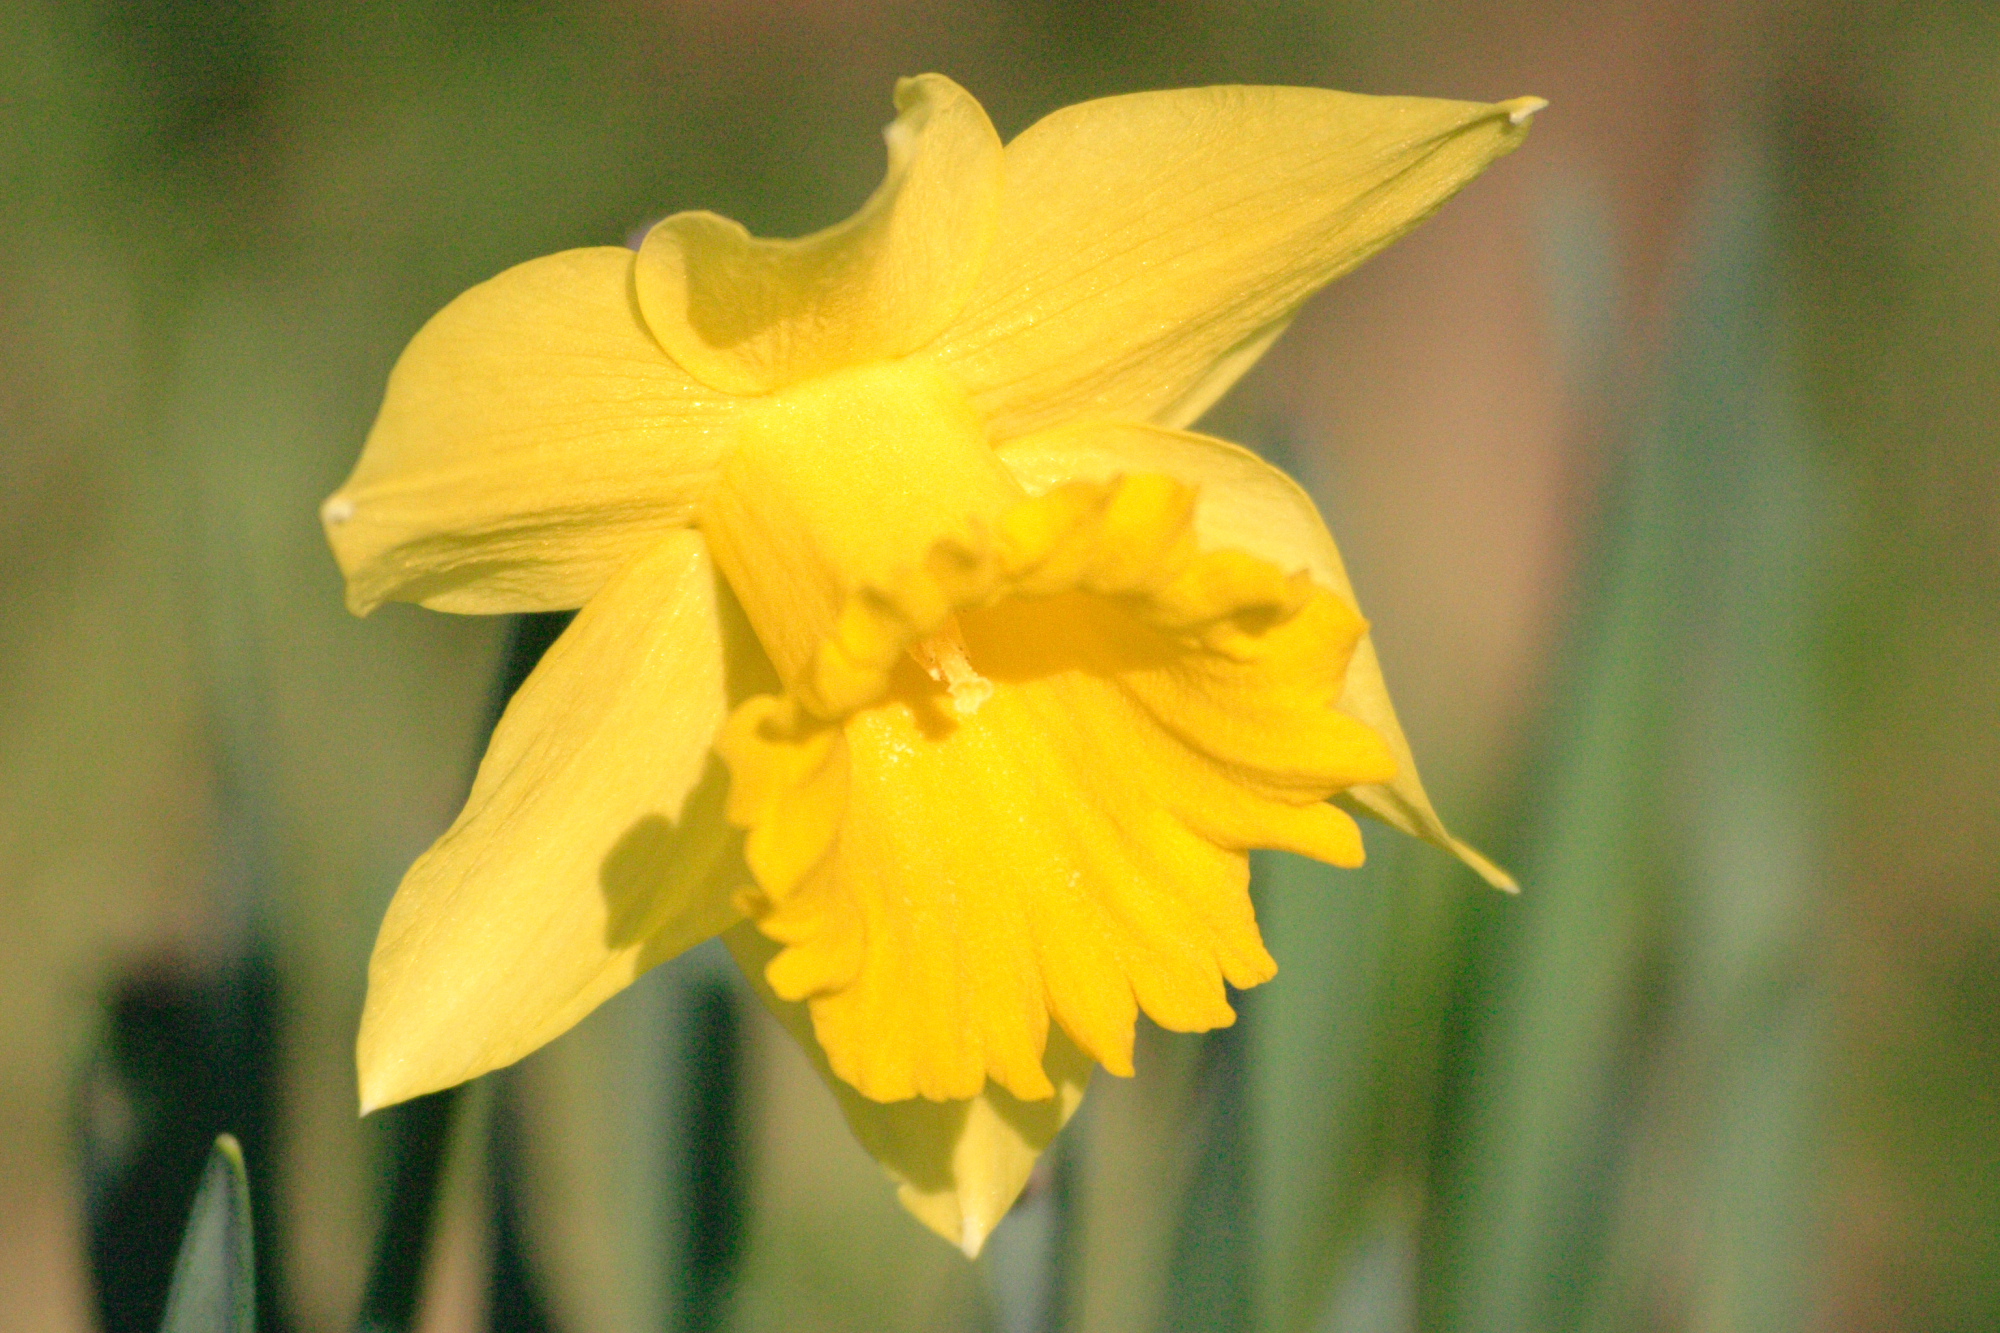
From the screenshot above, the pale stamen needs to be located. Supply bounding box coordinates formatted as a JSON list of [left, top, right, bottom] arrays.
[[909, 616, 992, 716]]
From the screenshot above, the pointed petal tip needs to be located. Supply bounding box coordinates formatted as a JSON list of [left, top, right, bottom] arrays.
[[1500, 96, 1549, 126], [894, 1182, 1001, 1260], [1455, 837, 1519, 893], [356, 1043, 431, 1117], [356, 1057, 412, 1117], [321, 492, 385, 617], [357, 1065, 450, 1117]]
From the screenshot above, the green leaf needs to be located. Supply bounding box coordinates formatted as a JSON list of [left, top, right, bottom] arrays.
[[159, 1135, 255, 1333], [1416, 158, 1830, 1333]]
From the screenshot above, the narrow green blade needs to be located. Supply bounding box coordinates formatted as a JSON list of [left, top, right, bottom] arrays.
[[159, 1135, 256, 1333]]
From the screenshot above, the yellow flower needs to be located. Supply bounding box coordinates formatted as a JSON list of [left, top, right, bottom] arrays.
[[323, 74, 1533, 1253]]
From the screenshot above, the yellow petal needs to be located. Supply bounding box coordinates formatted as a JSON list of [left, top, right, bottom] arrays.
[[723, 922, 1090, 1258], [995, 421, 1514, 890], [931, 88, 1543, 438], [697, 359, 1022, 689], [325, 247, 737, 616], [358, 530, 777, 1111], [635, 74, 1003, 394], [715, 475, 1395, 1105]]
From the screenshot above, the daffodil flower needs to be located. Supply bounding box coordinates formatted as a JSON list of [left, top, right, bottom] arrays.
[[323, 74, 1535, 1253]]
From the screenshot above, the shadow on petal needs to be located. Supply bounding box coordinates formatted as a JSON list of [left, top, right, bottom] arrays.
[[600, 752, 741, 957]]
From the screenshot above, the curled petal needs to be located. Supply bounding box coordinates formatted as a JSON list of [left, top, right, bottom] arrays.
[[636, 74, 1004, 394], [358, 531, 776, 1111], [932, 88, 1543, 438], [996, 421, 1514, 889], [724, 922, 1090, 1258], [325, 248, 737, 616]]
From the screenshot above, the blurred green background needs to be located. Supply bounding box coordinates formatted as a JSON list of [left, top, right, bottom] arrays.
[[4, 1, 1996, 1330]]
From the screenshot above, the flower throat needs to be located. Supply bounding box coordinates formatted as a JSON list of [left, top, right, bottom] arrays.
[[698, 360, 1023, 709]]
